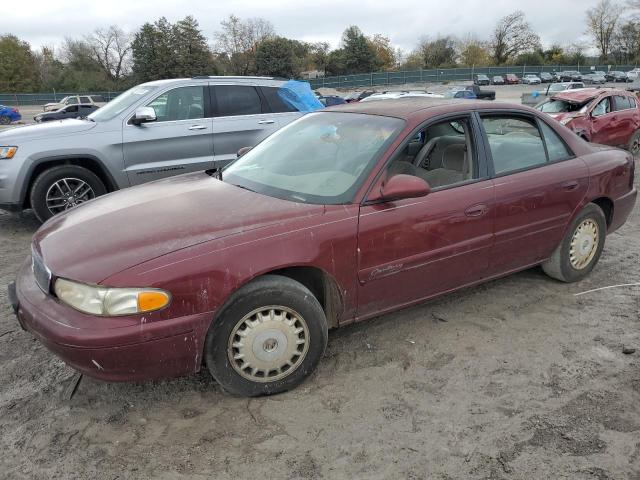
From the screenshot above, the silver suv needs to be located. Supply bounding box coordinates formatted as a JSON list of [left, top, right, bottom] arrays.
[[0, 76, 304, 221]]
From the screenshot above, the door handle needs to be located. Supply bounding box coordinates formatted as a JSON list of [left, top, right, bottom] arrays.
[[465, 204, 488, 217], [561, 180, 579, 191], [257, 120, 275, 125], [188, 125, 207, 130]]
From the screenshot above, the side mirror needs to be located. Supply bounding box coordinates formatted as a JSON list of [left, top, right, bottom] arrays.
[[368, 174, 430, 203], [132, 107, 157, 126], [237, 146, 252, 158]]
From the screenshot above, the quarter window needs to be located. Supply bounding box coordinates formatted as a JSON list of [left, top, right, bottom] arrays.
[[260, 87, 298, 113], [613, 95, 634, 111], [215, 85, 262, 116], [481, 116, 546, 174], [146, 86, 204, 122], [539, 122, 572, 162]]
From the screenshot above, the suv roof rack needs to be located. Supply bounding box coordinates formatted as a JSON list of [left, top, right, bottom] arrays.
[[190, 75, 279, 80]]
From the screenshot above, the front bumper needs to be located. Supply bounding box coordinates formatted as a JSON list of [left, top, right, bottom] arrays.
[[11, 257, 212, 382]]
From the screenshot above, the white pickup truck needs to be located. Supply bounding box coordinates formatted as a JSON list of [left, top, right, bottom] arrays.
[[43, 95, 106, 112]]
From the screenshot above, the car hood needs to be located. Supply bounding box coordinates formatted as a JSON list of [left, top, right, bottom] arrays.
[[0, 118, 97, 142], [33, 172, 325, 284]]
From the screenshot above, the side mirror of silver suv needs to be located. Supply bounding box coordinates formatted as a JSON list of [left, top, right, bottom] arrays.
[[131, 107, 157, 126]]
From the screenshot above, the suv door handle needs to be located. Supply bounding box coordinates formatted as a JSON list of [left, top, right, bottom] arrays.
[[257, 120, 275, 125], [465, 204, 488, 217], [188, 125, 207, 130], [561, 180, 579, 191]]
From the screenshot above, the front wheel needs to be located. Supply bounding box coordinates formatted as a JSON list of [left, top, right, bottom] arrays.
[[29, 165, 107, 222], [628, 130, 640, 157], [0, 116, 10, 125], [204, 275, 328, 396], [542, 203, 606, 282]]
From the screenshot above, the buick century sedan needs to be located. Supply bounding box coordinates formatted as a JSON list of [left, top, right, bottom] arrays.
[[9, 99, 637, 396]]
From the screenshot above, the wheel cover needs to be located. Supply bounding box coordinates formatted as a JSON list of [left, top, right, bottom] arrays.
[[631, 136, 640, 155], [45, 177, 96, 215], [569, 219, 599, 270], [228, 306, 310, 383]]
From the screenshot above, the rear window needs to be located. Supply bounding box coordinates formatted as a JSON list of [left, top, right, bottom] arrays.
[[260, 87, 298, 113]]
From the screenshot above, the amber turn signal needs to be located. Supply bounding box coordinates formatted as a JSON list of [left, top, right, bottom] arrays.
[[137, 291, 171, 312]]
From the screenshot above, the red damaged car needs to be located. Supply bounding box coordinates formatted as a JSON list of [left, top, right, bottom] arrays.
[[9, 99, 637, 396], [536, 88, 640, 155]]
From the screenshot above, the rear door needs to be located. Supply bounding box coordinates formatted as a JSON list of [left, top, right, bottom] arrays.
[[211, 84, 290, 168], [612, 94, 640, 146], [480, 113, 589, 275], [122, 84, 214, 185]]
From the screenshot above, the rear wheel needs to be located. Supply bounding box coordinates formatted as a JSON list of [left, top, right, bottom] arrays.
[[29, 165, 106, 222], [204, 275, 328, 397], [628, 130, 640, 157], [542, 203, 606, 282]]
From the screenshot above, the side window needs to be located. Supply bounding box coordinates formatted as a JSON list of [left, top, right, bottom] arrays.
[[539, 121, 572, 162], [67, 97, 79, 105], [387, 117, 476, 189], [260, 87, 298, 113], [215, 85, 262, 117], [630, 97, 637, 109], [613, 95, 632, 111], [80, 96, 91, 103], [65, 105, 79, 113], [481, 116, 546, 174], [146, 86, 204, 122], [592, 97, 611, 116]]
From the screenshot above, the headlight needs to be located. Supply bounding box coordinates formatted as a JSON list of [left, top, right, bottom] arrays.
[[559, 117, 573, 126], [0, 146, 18, 159], [54, 278, 171, 316]]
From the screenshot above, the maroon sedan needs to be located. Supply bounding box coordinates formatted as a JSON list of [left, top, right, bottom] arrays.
[[9, 99, 637, 396], [536, 88, 640, 155]]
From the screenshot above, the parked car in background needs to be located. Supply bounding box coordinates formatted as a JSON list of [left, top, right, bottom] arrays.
[[318, 95, 346, 107], [10, 98, 636, 396], [343, 90, 376, 103], [34, 104, 99, 123], [0, 105, 21, 125], [584, 73, 607, 85], [545, 82, 585, 95], [504, 74, 520, 84], [627, 68, 640, 81], [443, 88, 476, 99], [43, 95, 105, 112], [523, 74, 542, 85], [558, 71, 583, 82], [360, 91, 442, 102], [473, 74, 490, 86], [536, 87, 640, 155], [605, 71, 631, 82], [465, 85, 495, 100], [0, 76, 314, 222], [491, 75, 505, 85], [540, 72, 555, 83]]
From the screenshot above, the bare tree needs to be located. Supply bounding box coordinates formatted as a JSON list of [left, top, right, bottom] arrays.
[[586, 0, 623, 60], [490, 11, 541, 64], [87, 26, 132, 82], [214, 15, 275, 75]]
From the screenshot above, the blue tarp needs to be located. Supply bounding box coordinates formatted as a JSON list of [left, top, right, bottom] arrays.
[[278, 80, 324, 112]]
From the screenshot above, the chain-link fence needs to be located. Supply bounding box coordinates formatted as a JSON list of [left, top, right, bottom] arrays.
[[309, 65, 639, 89], [0, 91, 123, 106]]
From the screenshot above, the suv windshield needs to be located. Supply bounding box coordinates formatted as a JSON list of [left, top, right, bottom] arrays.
[[223, 112, 404, 204], [536, 98, 589, 113], [89, 85, 159, 122]]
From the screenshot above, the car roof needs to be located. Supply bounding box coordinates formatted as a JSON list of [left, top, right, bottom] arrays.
[[551, 87, 630, 102], [139, 76, 286, 88], [325, 97, 535, 122]]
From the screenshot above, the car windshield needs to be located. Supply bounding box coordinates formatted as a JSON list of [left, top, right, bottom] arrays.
[[223, 112, 404, 204], [89, 85, 159, 122], [536, 98, 589, 113]]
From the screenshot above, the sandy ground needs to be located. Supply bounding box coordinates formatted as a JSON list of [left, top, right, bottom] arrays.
[[0, 168, 639, 478]]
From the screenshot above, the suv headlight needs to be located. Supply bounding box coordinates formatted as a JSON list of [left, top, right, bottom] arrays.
[[54, 278, 171, 316], [0, 146, 18, 159]]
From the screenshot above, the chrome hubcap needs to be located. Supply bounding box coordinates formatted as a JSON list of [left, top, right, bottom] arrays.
[[45, 178, 95, 214], [228, 306, 309, 382], [569, 219, 599, 270]]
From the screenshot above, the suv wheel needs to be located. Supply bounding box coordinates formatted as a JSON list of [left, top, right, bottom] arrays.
[[30, 165, 107, 222], [628, 130, 640, 157], [204, 275, 328, 397], [542, 203, 606, 283]]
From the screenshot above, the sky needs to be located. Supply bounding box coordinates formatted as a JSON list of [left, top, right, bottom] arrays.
[[2, 0, 617, 53]]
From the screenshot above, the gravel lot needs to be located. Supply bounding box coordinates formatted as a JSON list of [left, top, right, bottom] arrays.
[[0, 88, 639, 479]]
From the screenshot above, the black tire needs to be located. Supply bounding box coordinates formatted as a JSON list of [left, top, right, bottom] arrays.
[[542, 203, 607, 283], [29, 165, 107, 222], [204, 275, 328, 397], [628, 130, 640, 157], [0, 116, 10, 125]]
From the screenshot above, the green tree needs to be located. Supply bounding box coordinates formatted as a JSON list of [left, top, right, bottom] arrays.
[[325, 49, 347, 75], [214, 15, 275, 75], [173, 16, 215, 76], [419, 36, 457, 68], [369, 34, 396, 70], [490, 11, 541, 64], [340, 26, 377, 74], [256, 37, 300, 78], [0, 35, 40, 92], [458, 39, 491, 67], [131, 18, 175, 82]]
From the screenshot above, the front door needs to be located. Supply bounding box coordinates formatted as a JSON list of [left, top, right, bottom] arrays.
[[356, 115, 495, 319], [122, 85, 214, 185], [590, 95, 621, 146]]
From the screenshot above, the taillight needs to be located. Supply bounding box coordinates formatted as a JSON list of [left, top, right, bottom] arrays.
[[11, 108, 18, 113]]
